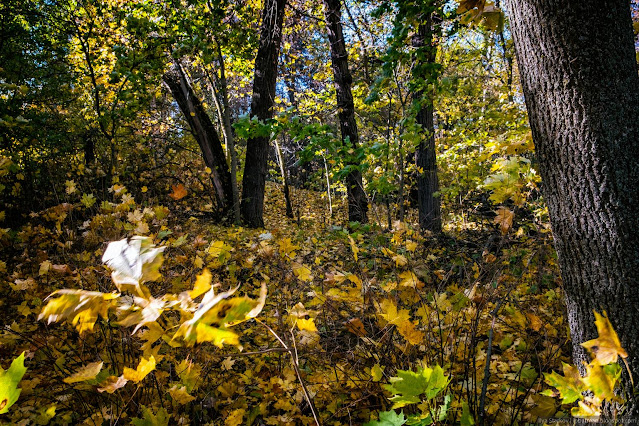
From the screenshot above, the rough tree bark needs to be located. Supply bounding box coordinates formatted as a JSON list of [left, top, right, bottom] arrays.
[[323, 0, 369, 223], [505, 0, 639, 410], [412, 14, 441, 233], [240, 0, 287, 228], [163, 62, 234, 219]]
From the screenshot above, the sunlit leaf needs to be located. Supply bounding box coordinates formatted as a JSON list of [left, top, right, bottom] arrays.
[[63, 361, 103, 384], [296, 318, 317, 332], [363, 410, 406, 426], [123, 356, 156, 383], [581, 311, 628, 365], [0, 352, 27, 414], [188, 269, 212, 300]]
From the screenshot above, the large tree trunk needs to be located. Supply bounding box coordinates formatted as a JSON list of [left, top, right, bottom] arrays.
[[505, 0, 639, 410], [163, 62, 234, 219], [323, 0, 368, 223], [412, 15, 441, 233], [240, 0, 287, 228]]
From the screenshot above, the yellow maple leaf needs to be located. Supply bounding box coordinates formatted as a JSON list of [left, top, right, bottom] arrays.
[[168, 385, 196, 404], [278, 237, 299, 259], [123, 356, 156, 383], [296, 318, 318, 332], [348, 236, 359, 261], [397, 320, 424, 345], [581, 311, 628, 365], [194, 323, 240, 347], [292, 263, 312, 281], [63, 361, 103, 384], [221, 357, 236, 371], [371, 364, 384, 382], [225, 408, 246, 426], [494, 207, 514, 235], [346, 273, 362, 286], [379, 299, 411, 326], [405, 240, 418, 252], [398, 271, 420, 287], [393, 254, 408, 267], [39, 260, 52, 276], [189, 269, 212, 300]]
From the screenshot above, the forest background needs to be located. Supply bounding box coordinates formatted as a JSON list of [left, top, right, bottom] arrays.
[[1, 0, 639, 424]]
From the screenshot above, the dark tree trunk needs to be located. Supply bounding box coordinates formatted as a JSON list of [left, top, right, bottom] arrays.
[[506, 0, 639, 410], [163, 62, 233, 219], [240, 0, 287, 228], [412, 16, 442, 233], [84, 132, 95, 165], [323, 0, 368, 223]]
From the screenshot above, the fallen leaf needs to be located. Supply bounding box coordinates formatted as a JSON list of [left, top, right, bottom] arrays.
[[169, 184, 187, 200]]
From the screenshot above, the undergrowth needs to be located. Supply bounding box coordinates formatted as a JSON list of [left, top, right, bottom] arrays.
[[0, 182, 572, 425]]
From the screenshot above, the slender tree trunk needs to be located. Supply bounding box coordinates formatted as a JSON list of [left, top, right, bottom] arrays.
[[206, 43, 241, 224], [240, 0, 287, 228], [323, 0, 368, 223], [323, 154, 333, 219], [163, 62, 233, 219], [412, 15, 442, 233], [274, 137, 294, 218], [505, 0, 639, 411], [84, 132, 95, 164]]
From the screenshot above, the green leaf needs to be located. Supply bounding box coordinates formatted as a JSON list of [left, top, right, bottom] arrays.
[[384, 366, 450, 409], [131, 405, 171, 426], [364, 410, 407, 426], [544, 363, 587, 404], [460, 401, 475, 426], [0, 352, 27, 414]]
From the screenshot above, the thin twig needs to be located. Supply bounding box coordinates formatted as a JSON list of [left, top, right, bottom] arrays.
[[257, 320, 321, 426], [479, 298, 505, 425]]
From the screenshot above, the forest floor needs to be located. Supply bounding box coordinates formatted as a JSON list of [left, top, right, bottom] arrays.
[[0, 182, 571, 425]]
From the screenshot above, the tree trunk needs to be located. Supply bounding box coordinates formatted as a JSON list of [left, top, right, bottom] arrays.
[[240, 0, 287, 228], [206, 42, 241, 224], [505, 0, 639, 410], [274, 136, 294, 218], [163, 62, 233, 219], [323, 0, 369, 223], [412, 16, 442, 233]]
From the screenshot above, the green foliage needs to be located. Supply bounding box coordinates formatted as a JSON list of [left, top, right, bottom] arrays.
[[385, 366, 450, 409], [131, 405, 171, 426], [364, 409, 407, 426], [367, 365, 452, 425], [0, 352, 27, 414]]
